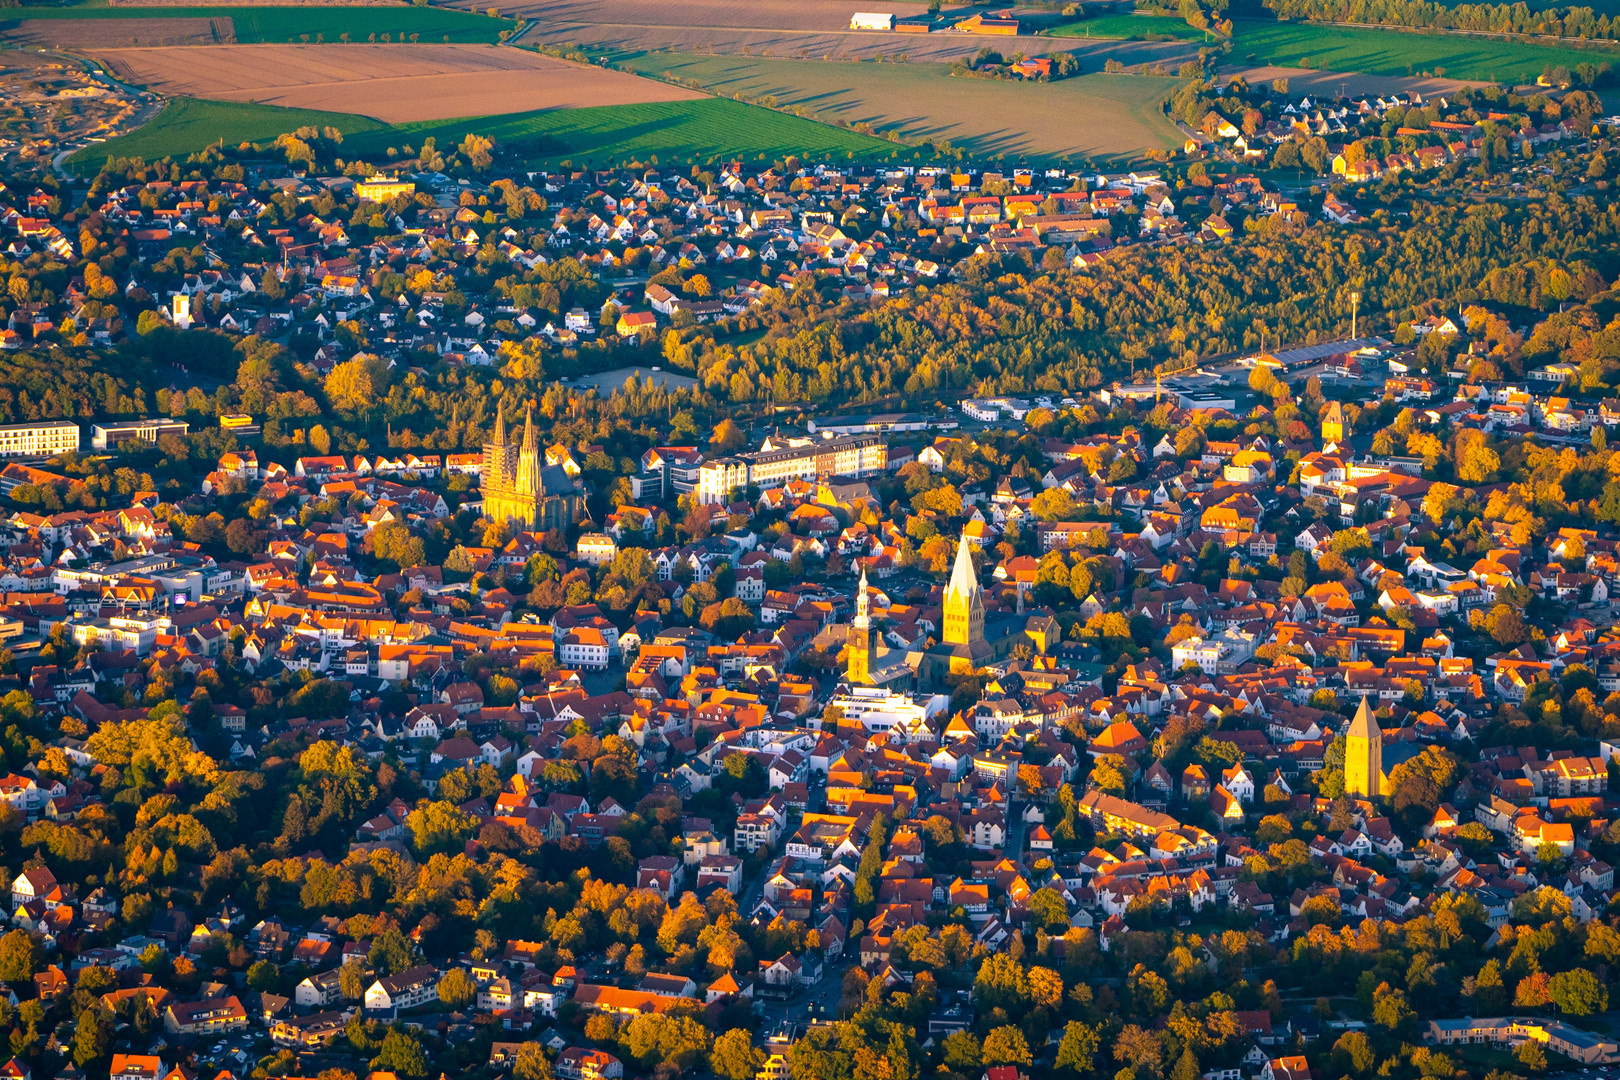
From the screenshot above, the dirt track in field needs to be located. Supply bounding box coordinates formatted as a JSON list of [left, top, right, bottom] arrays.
[[85, 42, 702, 122]]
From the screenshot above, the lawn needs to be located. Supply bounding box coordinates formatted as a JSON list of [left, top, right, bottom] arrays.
[[1047, 14, 1214, 41], [1230, 18, 1620, 82], [8, 5, 516, 43], [613, 53, 1183, 160], [64, 97, 384, 168], [356, 97, 905, 167]]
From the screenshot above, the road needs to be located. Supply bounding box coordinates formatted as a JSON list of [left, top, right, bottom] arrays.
[[1003, 798, 1027, 860], [36, 47, 164, 177]]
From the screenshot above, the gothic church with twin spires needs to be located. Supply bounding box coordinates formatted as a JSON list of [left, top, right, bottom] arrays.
[[482, 403, 587, 532]]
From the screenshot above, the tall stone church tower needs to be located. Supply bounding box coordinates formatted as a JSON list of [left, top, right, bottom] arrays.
[[943, 535, 984, 648], [847, 563, 873, 685], [1321, 401, 1347, 444], [1344, 694, 1386, 798]]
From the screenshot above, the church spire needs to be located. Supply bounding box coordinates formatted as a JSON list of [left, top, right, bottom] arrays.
[[493, 401, 507, 447], [516, 404, 540, 495], [1348, 693, 1378, 740], [521, 404, 538, 453], [1344, 693, 1385, 799], [855, 562, 870, 631], [947, 532, 978, 604], [942, 533, 985, 648]]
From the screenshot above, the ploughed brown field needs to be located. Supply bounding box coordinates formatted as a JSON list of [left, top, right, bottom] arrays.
[[89, 42, 701, 122], [0, 16, 234, 47]]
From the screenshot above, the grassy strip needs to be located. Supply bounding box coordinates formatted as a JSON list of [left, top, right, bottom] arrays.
[[1230, 18, 1620, 82], [1047, 14, 1214, 40], [64, 96, 384, 169], [360, 97, 906, 166], [64, 94, 900, 170]]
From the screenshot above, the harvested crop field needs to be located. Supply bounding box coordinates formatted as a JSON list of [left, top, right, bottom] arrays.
[[500, 0, 935, 33], [8, 6, 515, 45], [484, 0, 1182, 62], [0, 15, 234, 47], [92, 43, 701, 123], [618, 52, 1183, 159]]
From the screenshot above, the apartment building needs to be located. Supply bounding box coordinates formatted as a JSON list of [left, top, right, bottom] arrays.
[[0, 420, 78, 458], [697, 435, 887, 504]]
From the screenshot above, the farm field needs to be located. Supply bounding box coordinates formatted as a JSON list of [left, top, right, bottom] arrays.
[[67, 94, 901, 168], [354, 96, 905, 166], [615, 52, 1183, 159], [63, 96, 384, 168], [494, 0, 934, 34], [93, 43, 700, 122], [492, 0, 1183, 63], [1047, 14, 1215, 41], [0, 5, 515, 44], [1229, 19, 1620, 83], [0, 15, 233, 46], [1225, 64, 1485, 97]]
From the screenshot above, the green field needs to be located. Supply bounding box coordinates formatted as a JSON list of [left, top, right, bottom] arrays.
[[7, 5, 516, 42], [358, 97, 903, 166], [65, 95, 900, 170], [65, 97, 384, 168], [1231, 19, 1620, 82], [1048, 14, 1213, 41], [614, 53, 1182, 160]]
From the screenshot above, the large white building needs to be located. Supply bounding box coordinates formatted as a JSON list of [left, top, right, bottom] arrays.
[[697, 434, 887, 504], [0, 420, 78, 458], [364, 965, 440, 1012], [1170, 626, 1258, 675], [826, 687, 948, 736]]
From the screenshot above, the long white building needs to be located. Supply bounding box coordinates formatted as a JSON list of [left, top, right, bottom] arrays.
[[696, 434, 887, 504], [0, 420, 78, 458]]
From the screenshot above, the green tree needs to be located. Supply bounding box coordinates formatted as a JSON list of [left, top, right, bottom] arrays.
[[0, 930, 41, 982], [406, 800, 478, 856], [1372, 984, 1415, 1033], [245, 960, 280, 993], [711, 419, 747, 453], [72, 1008, 111, 1067], [1548, 968, 1608, 1016], [1333, 1031, 1375, 1076], [514, 1044, 553, 1080], [1056, 1022, 1099, 1073], [438, 966, 476, 1008], [711, 1028, 766, 1080], [369, 927, 416, 978], [982, 1027, 1033, 1067], [372, 1030, 429, 1077], [1029, 887, 1070, 930]]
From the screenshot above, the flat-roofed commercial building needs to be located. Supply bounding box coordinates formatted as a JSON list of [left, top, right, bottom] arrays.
[[91, 418, 188, 450]]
